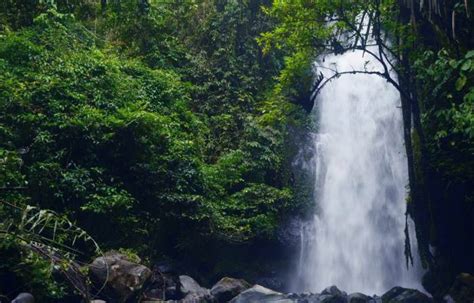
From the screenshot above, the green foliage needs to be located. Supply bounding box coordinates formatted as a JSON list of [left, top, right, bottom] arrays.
[[1, 11, 199, 238], [202, 118, 294, 241], [0, 237, 67, 301], [0, 2, 304, 295], [0, 0, 316, 298], [0, 200, 103, 301], [414, 49, 474, 180], [259, 0, 400, 106], [179, 0, 284, 158], [3, 0, 470, 299], [217, 184, 291, 240]]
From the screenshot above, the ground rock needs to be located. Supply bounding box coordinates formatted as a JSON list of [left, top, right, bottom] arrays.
[[381, 287, 432, 303], [321, 286, 346, 297], [348, 292, 372, 303], [319, 294, 347, 303], [11, 293, 34, 303], [287, 292, 320, 302], [211, 277, 251, 302], [89, 251, 151, 302], [447, 273, 474, 302], [317, 286, 347, 303], [229, 285, 293, 303], [180, 275, 208, 295], [142, 264, 181, 300], [179, 275, 214, 302], [256, 277, 285, 291]]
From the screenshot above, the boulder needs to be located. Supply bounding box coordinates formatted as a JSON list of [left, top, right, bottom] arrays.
[[142, 264, 181, 300], [319, 294, 347, 303], [381, 287, 432, 303], [322, 286, 346, 297], [442, 295, 455, 303], [211, 277, 251, 302], [447, 273, 474, 302], [319, 286, 347, 303], [180, 275, 207, 295], [348, 292, 372, 303], [89, 251, 151, 302], [256, 277, 285, 291], [229, 285, 293, 303], [11, 293, 34, 303], [287, 292, 317, 301], [179, 275, 213, 302]]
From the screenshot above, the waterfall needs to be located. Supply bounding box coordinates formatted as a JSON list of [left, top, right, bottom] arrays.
[[295, 48, 424, 295]]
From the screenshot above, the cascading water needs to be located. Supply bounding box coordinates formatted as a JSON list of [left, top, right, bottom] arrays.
[[295, 48, 424, 295]]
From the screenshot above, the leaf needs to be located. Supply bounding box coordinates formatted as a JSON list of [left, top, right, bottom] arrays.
[[461, 60, 471, 71], [455, 75, 467, 91], [466, 50, 474, 59], [449, 59, 459, 69]]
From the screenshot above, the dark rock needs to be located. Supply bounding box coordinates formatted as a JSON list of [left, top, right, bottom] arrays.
[[442, 295, 455, 303], [180, 275, 207, 295], [319, 294, 347, 303], [181, 292, 214, 303], [381, 287, 432, 303], [447, 273, 474, 303], [142, 265, 181, 300], [11, 293, 34, 303], [210, 277, 251, 302], [256, 277, 285, 291], [89, 251, 151, 303], [348, 292, 371, 303], [286, 293, 298, 300], [322, 286, 346, 297], [318, 286, 347, 303], [229, 285, 293, 303], [155, 262, 175, 274], [372, 296, 383, 303], [179, 275, 213, 303], [286, 292, 324, 302]]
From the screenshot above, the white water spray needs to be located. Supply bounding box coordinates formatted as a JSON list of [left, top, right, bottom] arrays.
[[295, 48, 424, 295]]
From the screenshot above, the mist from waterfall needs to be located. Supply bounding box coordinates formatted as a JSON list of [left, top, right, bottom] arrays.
[[294, 48, 424, 295]]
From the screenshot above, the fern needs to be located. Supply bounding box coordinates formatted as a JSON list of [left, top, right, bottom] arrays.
[[0, 200, 106, 301]]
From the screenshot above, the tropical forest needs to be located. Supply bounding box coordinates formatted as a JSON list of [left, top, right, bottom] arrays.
[[0, 0, 473, 302]]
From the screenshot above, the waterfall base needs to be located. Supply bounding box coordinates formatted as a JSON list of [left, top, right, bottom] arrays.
[[229, 284, 432, 303]]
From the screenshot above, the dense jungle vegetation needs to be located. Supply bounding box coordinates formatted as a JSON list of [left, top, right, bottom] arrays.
[[0, 0, 472, 301]]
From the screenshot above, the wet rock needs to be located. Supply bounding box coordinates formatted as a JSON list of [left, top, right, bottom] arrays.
[[11, 293, 34, 303], [319, 286, 347, 303], [180, 275, 207, 295], [211, 277, 251, 302], [142, 264, 181, 300], [89, 251, 151, 302], [179, 275, 213, 302], [181, 292, 214, 303], [348, 292, 372, 303], [442, 295, 455, 303], [319, 294, 347, 303], [229, 285, 293, 303], [256, 277, 285, 291], [322, 286, 346, 297], [447, 273, 474, 302], [381, 287, 432, 303]]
